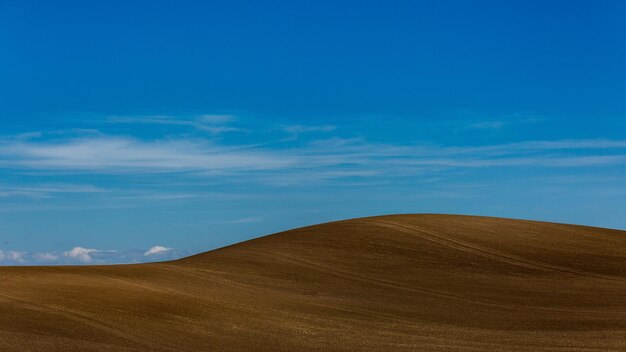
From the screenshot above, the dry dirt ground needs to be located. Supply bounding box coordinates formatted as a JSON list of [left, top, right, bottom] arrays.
[[1, 214, 625, 351]]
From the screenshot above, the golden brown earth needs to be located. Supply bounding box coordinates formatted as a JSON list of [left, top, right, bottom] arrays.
[[1, 214, 625, 351]]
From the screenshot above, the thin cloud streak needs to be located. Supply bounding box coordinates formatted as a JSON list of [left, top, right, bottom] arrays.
[[0, 137, 295, 173], [0, 184, 105, 198], [280, 124, 336, 134], [107, 115, 246, 134], [0, 135, 625, 183]]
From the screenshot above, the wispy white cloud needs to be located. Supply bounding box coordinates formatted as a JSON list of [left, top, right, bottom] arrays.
[[1, 127, 626, 188], [0, 136, 294, 173], [0, 184, 104, 198], [0, 133, 625, 186]]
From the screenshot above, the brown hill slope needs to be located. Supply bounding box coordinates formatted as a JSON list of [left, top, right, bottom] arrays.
[[1, 214, 625, 351]]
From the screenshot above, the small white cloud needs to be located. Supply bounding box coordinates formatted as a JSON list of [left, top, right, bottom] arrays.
[[0, 183, 104, 199], [144, 245, 172, 256], [64, 247, 98, 263]]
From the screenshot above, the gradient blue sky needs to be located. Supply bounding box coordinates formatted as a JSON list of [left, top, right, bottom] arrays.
[[1, 0, 625, 264]]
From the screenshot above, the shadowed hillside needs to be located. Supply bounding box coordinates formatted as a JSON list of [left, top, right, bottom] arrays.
[[1, 214, 625, 351]]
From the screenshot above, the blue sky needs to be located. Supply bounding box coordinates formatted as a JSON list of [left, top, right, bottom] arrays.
[[1, 0, 625, 264]]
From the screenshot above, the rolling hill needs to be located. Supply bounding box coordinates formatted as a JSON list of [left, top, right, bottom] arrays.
[[1, 214, 625, 351]]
